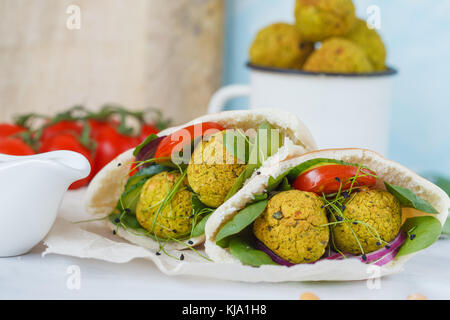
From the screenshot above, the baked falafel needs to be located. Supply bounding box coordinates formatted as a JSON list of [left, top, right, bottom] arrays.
[[136, 171, 193, 239], [332, 189, 402, 254], [303, 37, 374, 73], [249, 22, 314, 69], [253, 190, 329, 264], [187, 131, 247, 208], [294, 0, 357, 42]]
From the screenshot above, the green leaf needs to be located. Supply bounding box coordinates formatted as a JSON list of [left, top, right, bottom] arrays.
[[215, 200, 268, 243], [224, 122, 283, 201], [229, 234, 277, 267], [223, 129, 249, 163], [397, 216, 442, 257], [191, 213, 212, 238], [124, 165, 171, 189], [133, 134, 158, 157], [109, 212, 146, 231], [384, 182, 438, 214]]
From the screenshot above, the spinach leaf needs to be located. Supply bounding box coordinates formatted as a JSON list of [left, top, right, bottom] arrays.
[[215, 200, 268, 243], [223, 129, 249, 163], [191, 213, 213, 238], [224, 122, 282, 201], [384, 182, 438, 214], [397, 216, 442, 257], [229, 234, 277, 267]]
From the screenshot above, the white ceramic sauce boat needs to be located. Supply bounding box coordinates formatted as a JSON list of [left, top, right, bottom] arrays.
[[0, 151, 91, 257]]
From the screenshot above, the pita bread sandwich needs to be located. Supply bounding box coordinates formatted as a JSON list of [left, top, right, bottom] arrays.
[[205, 148, 450, 281], [85, 109, 316, 252]]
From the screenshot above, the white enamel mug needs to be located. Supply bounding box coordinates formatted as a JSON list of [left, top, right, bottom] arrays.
[[208, 63, 397, 156]]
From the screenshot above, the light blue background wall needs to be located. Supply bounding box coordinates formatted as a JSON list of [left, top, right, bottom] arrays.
[[222, 0, 450, 177]]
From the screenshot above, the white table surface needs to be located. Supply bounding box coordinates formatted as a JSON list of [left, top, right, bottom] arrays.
[[1, 188, 450, 300], [1, 237, 449, 300]]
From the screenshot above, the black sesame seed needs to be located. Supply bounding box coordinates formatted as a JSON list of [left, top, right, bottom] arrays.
[[189, 215, 195, 219], [352, 221, 358, 225], [376, 242, 381, 246], [256, 171, 261, 175], [173, 229, 177, 233], [156, 252, 161, 256], [341, 205, 346, 211], [117, 163, 122, 167], [188, 240, 194, 245], [180, 254, 185, 261], [112, 230, 116, 235], [335, 177, 341, 182], [342, 192, 350, 199], [124, 208, 131, 213], [362, 254, 367, 261], [320, 205, 325, 208], [385, 245, 390, 249], [335, 215, 343, 221], [410, 234, 416, 240], [114, 218, 120, 223]]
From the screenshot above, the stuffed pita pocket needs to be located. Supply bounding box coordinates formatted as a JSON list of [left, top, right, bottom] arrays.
[[205, 148, 449, 281], [85, 109, 316, 252]]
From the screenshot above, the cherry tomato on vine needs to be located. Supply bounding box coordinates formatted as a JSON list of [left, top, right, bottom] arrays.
[[0, 124, 26, 138], [154, 122, 224, 160], [293, 164, 377, 194], [0, 137, 35, 156], [39, 133, 94, 189], [40, 121, 83, 143]]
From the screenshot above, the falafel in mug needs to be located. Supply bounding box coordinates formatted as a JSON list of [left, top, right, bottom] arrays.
[[205, 149, 450, 281], [85, 109, 316, 252]]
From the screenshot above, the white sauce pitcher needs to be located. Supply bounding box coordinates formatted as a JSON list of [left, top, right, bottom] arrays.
[[0, 151, 91, 257]]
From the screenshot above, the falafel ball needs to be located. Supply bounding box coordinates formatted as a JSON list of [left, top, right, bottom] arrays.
[[136, 171, 193, 239], [253, 190, 329, 264], [303, 37, 374, 73], [187, 131, 246, 208], [345, 19, 386, 71], [249, 23, 314, 69], [332, 189, 402, 254], [294, 0, 357, 42]]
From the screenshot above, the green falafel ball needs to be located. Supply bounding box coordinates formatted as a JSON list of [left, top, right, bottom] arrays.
[[136, 171, 193, 239], [332, 190, 402, 255], [253, 190, 329, 264], [249, 23, 314, 69], [294, 0, 357, 42], [345, 18, 386, 71], [303, 37, 374, 73], [187, 131, 246, 208]]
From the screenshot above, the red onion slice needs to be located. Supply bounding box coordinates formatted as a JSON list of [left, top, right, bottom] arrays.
[[374, 248, 400, 266], [360, 232, 406, 263], [255, 240, 295, 267]]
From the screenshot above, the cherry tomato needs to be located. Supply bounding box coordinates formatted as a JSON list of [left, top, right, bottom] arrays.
[[0, 137, 35, 156], [91, 126, 139, 177], [40, 121, 83, 142], [154, 122, 224, 160], [0, 124, 26, 138], [139, 123, 159, 142], [87, 119, 120, 139], [39, 133, 94, 189], [293, 164, 377, 194]]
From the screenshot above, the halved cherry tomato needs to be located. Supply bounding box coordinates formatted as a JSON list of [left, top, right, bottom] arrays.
[[0, 124, 26, 138], [154, 122, 224, 160], [0, 137, 35, 156], [293, 164, 377, 194], [40, 121, 83, 142], [39, 133, 94, 189]]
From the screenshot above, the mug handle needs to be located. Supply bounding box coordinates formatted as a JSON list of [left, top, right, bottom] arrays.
[[207, 84, 251, 114]]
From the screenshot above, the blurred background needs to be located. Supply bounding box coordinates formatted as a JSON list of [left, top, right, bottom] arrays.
[[0, 0, 449, 179]]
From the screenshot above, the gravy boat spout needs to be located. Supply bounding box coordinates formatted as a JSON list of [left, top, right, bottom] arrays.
[[0, 151, 91, 257]]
